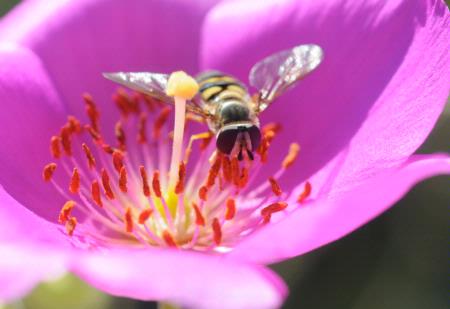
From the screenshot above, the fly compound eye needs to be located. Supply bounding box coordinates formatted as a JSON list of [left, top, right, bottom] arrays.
[[216, 127, 239, 155]]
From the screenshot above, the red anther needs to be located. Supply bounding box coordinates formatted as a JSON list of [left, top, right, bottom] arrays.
[[199, 132, 213, 150], [91, 180, 103, 207], [67, 116, 82, 134], [42, 163, 57, 182], [198, 185, 208, 201], [58, 200, 75, 224], [115, 121, 126, 151], [101, 168, 115, 200], [129, 92, 141, 114], [138, 166, 151, 197], [101, 143, 114, 154], [162, 230, 177, 247], [82, 143, 96, 169], [124, 207, 133, 233], [257, 137, 270, 163], [262, 214, 271, 224], [119, 166, 127, 193], [85, 124, 102, 142], [222, 155, 232, 182], [269, 177, 283, 197], [282, 143, 300, 169], [231, 157, 240, 186], [113, 91, 131, 117], [261, 202, 288, 218], [175, 162, 186, 194], [60, 125, 72, 156], [192, 202, 205, 226], [206, 155, 222, 187], [141, 93, 156, 112], [137, 113, 147, 144], [239, 167, 249, 188], [153, 106, 171, 140], [212, 218, 222, 246], [138, 209, 153, 224], [65, 217, 77, 236], [69, 168, 80, 194], [225, 198, 236, 220], [152, 170, 162, 198], [297, 181, 312, 203], [50, 136, 61, 158], [83, 93, 100, 131], [112, 150, 124, 173], [262, 122, 282, 136]]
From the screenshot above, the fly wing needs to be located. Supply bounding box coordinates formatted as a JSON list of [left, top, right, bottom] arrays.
[[249, 44, 323, 113], [103, 72, 206, 116]]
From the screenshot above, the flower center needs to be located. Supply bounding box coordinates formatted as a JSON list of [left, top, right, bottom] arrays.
[[42, 82, 311, 251]]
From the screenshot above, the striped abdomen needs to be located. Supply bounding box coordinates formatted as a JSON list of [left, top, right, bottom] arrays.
[[197, 71, 248, 104]]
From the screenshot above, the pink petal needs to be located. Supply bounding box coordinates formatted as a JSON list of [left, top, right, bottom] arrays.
[[201, 0, 450, 190], [0, 245, 67, 302], [73, 248, 287, 309], [0, 44, 66, 220], [0, 0, 221, 133], [0, 185, 67, 246], [0, 186, 69, 302], [230, 154, 450, 264]]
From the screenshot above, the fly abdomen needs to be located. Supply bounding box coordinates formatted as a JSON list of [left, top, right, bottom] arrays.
[[197, 71, 248, 103]]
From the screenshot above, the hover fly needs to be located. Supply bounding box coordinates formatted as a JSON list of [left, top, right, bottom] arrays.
[[103, 44, 323, 160]]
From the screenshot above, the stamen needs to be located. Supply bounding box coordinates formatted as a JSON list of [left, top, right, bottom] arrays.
[[113, 89, 131, 117], [60, 125, 72, 156], [262, 122, 282, 136], [115, 121, 126, 151], [282, 143, 300, 169], [58, 200, 75, 224], [91, 180, 103, 207], [198, 185, 208, 201], [83, 93, 100, 132], [50, 136, 61, 158], [138, 209, 153, 224], [65, 217, 77, 236], [212, 218, 222, 245], [85, 125, 102, 143], [112, 150, 124, 173], [222, 155, 232, 182], [192, 202, 205, 226], [42, 163, 57, 181], [124, 207, 133, 233], [152, 170, 162, 198], [82, 143, 96, 169], [297, 181, 312, 203], [67, 116, 82, 134], [162, 230, 177, 247], [119, 166, 127, 193], [101, 168, 115, 200], [239, 167, 249, 188], [137, 113, 147, 144], [261, 202, 288, 216], [231, 157, 240, 186], [153, 106, 171, 140], [206, 154, 222, 188], [69, 168, 80, 194], [139, 166, 151, 197], [269, 177, 283, 196], [175, 162, 186, 194], [225, 198, 236, 220]]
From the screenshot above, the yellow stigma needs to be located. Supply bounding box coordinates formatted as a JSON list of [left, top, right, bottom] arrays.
[[165, 71, 199, 100]]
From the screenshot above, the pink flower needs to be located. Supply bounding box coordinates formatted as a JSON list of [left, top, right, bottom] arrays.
[[0, 0, 449, 308]]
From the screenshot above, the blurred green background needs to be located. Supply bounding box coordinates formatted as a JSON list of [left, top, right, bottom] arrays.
[[1, 1, 449, 309]]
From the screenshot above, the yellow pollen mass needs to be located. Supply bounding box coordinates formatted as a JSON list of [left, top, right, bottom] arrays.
[[165, 71, 199, 100]]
